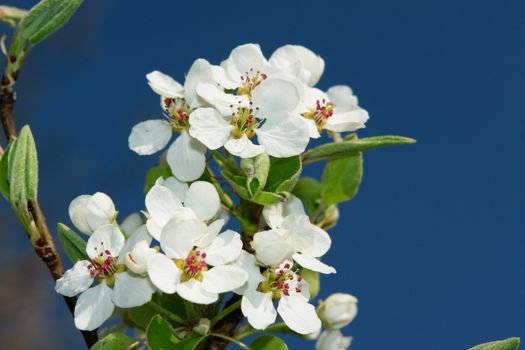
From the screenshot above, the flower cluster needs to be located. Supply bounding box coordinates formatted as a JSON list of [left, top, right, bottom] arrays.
[[56, 43, 367, 348]]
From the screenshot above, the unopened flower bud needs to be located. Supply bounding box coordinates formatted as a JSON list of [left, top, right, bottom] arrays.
[[316, 330, 352, 350], [125, 240, 155, 275], [193, 318, 211, 336], [318, 293, 358, 330], [69, 192, 116, 235]]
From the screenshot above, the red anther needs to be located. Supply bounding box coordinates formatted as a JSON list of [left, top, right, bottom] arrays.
[[196, 251, 201, 256], [295, 288, 302, 293], [284, 263, 291, 269], [288, 275, 294, 280], [201, 252, 207, 259], [298, 276, 303, 282], [99, 252, 103, 257], [105, 249, 111, 255]]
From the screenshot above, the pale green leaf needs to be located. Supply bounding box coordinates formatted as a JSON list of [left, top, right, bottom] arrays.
[[302, 135, 416, 164], [265, 156, 302, 193], [292, 177, 321, 214], [57, 223, 87, 263], [172, 335, 205, 350], [321, 152, 363, 206], [128, 302, 159, 330], [0, 142, 13, 200], [250, 335, 288, 350], [10, 0, 84, 55], [241, 153, 270, 195], [469, 337, 520, 350], [90, 332, 134, 350]]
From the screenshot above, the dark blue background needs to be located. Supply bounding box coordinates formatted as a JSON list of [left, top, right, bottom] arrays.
[[1, 1, 524, 349]]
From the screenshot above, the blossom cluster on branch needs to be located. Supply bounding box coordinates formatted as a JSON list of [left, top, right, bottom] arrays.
[[54, 43, 408, 350]]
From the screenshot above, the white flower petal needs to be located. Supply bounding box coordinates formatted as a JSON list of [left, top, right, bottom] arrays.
[[117, 225, 151, 265], [196, 83, 249, 116], [120, 212, 143, 236], [74, 282, 114, 331], [253, 229, 294, 267], [210, 65, 238, 89], [283, 195, 307, 216], [202, 265, 248, 294], [277, 294, 321, 335], [177, 280, 218, 305], [241, 290, 277, 330], [233, 251, 265, 295], [262, 202, 284, 229], [184, 59, 215, 108], [146, 71, 183, 98], [225, 134, 265, 158], [195, 219, 225, 248], [112, 271, 155, 308], [69, 193, 116, 236], [124, 240, 156, 274], [325, 85, 359, 111], [189, 107, 233, 150], [160, 218, 205, 259], [129, 120, 172, 156], [145, 183, 183, 240], [282, 215, 331, 257], [292, 253, 336, 274], [167, 130, 206, 182], [55, 260, 94, 297], [184, 181, 221, 221], [255, 114, 310, 157], [157, 176, 189, 201], [86, 224, 125, 260], [203, 230, 243, 266], [147, 253, 180, 294], [223, 43, 268, 83], [252, 78, 300, 116], [270, 45, 325, 86], [324, 109, 369, 133]]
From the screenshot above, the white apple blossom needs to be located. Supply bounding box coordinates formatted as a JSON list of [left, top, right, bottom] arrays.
[[318, 293, 358, 330], [147, 217, 248, 304], [68, 192, 116, 235], [144, 177, 220, 240], [269, 44, 325, 87], [297, 85, 369, 138], [240, 260, 321, 335], [316, 330, 353, 350], [128, 68, 209, 182], [253, 196, 336, 274], [55, 224, 156, 330]]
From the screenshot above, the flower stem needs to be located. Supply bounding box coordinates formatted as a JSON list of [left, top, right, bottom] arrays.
[[235, 323, 290, 340], [209, 333, 251, 350], [211, 299, 241, 326], [147, 301, 189, 326]]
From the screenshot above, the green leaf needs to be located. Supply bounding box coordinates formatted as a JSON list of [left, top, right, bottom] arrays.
[[172, 335, 204, 350], [302, 135, 416, 164], [8, 125, 38, 217], [10, 0, 84, 55], [300, 268, 320, 299], [0, 142, 13, 200], [57, 223, 88, 263], [292, 177, 321, 214], [321, 152, 363, 206], [469, 338, 520, 350], [265, 156, 302, 193], [222, 170, 285, 205], [250, 335, 288, 350], [145, 164, 173, 193], [240, 153, 270, 195], [90, 333, 134, 350], [128, 302, 159, 330], [146, 315, 180, 350]]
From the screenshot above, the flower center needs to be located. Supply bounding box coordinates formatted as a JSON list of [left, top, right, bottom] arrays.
[[237, 68, 268, 96], [175, 250, 209, 282], [164, 97, 192, 132], [229, 106, 265, 139], [87, 242, 123, 285], [304, 98, 334, 131], [259, 263, 304, 299]]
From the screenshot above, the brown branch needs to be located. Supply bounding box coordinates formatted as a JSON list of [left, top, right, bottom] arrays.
[[205, 294, 244, 350], [0, 85, 98, 348]]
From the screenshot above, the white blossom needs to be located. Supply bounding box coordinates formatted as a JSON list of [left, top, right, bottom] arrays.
[[269, 44, 325, 87], [147, 217, 248, 304], [253, 196, 336, 274], [318, 293, 358, 330], [68, 192, 116, 235], [316, 330, 353, 350], [145, 177, 220, 240], [240, 260, 321, 335], [55, 224, 156, 330]]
